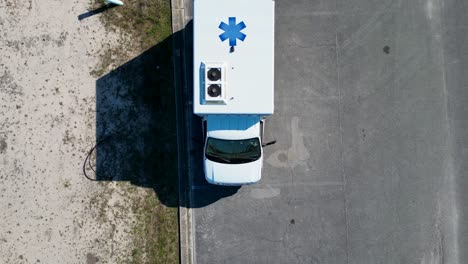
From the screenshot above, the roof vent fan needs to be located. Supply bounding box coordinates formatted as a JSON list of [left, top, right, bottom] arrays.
[[202, 62, 227, 103], [207, 84, 222, 97], [207, 68, 221, 81]]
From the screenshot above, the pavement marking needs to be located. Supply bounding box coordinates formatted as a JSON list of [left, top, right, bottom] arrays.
[[191, 181, 344, 191], [276, 96, 341, 101], [267, 116, 310, 168]]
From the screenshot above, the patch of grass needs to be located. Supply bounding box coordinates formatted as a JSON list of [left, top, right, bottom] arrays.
[[90, 48, 114, 77], [89, 0, 179, 263], [90, 0, 172, 77], [88, 186, 115, 224], [93, 0, 171, 47], [128, 190, 178, 264]]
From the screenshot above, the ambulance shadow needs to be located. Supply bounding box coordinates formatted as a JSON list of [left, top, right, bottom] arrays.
[[85, 21, 238, 208], [189, 117, 241, 209], [181, 21, 241, 208]]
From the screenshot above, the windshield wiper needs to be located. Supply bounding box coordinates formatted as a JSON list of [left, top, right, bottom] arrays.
[[206, 153, 231, 163], [235, 157, 260, 162]]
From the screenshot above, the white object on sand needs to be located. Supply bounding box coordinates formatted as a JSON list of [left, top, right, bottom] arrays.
[[105, 0, 124, 5]]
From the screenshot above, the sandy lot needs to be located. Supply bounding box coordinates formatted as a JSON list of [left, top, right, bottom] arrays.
[[0, 0, 176, 263]]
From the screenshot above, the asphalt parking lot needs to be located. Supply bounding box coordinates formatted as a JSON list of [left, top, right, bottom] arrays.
[[178, 0, 468, 263]]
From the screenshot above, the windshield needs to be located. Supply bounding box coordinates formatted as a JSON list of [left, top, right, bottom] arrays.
[[205, 137, 261, 164]]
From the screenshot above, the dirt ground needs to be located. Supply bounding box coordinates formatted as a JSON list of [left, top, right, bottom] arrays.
[[0, 0, 177, 263]]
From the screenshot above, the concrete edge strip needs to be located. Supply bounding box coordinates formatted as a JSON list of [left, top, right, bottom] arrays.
[[171, 1, 194, 264]]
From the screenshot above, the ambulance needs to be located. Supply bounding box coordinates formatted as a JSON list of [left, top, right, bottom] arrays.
[[193, 0, 275, 185]]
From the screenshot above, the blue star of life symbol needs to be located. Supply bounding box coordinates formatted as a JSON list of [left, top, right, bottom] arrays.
[[218, 17, 247, 47]]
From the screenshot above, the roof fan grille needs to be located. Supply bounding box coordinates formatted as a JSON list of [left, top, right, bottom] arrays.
[[207, 84, 222, 97], [207, 68, 222, 81]]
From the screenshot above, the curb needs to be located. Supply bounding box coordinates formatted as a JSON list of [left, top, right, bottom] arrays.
[[171, 0, 194, 263]]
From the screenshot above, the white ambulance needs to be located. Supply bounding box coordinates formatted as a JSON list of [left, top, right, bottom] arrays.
[[193, 0, 275, 185]]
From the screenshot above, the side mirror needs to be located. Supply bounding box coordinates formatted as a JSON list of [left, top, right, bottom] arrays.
[[262, 140, 276, 147]]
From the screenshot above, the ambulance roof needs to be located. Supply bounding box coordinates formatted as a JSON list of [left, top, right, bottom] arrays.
[[193, 0, 275, 115]]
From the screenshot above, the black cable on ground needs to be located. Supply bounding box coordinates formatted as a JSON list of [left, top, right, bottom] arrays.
[[82, 135, 113, 181]]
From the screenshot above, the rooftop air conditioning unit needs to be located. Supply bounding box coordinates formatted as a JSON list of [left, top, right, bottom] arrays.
[[204, 63, 227, 103]]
